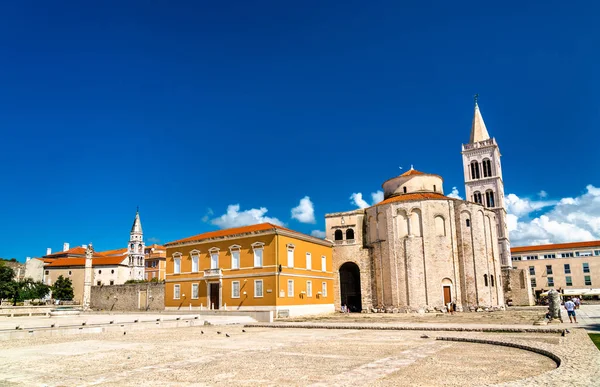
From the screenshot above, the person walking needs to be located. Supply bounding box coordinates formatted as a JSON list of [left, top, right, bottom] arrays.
[[564, 297, 577, 323]]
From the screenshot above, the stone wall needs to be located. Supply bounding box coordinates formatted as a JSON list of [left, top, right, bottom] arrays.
[[502, 267, 534, 306], [90, 283, 165, 311]]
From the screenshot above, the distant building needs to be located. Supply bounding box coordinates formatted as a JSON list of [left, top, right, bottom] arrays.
[[144, 244, 167, 281], [511, 241, 600, 298], [164, 223, 334, 317]]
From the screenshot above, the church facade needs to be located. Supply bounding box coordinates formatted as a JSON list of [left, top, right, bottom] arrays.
[[326, 102, 531, 312]]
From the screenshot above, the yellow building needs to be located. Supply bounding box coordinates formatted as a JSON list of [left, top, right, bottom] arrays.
[[164, 223, 334, 317], [144, 244, 167, 281]]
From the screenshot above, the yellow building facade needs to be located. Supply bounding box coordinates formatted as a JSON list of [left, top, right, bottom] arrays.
[[164, 223, 334, 317]]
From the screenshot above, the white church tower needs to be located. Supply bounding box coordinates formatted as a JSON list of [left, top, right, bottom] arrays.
[[128, 208, 145, 280], [461, 97, 512, 268]]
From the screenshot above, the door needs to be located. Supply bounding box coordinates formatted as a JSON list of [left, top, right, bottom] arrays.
[[443, 286, 451, 305], [139, 290, 147, 310], [210, 283, 220, 310]]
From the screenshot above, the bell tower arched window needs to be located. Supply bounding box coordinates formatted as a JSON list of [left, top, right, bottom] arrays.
[[470, 161, 480, 179], [473, 191, 483, 205], [334, 230, 343, 241], [482, 159, 493, 177], [345, 229, 355, 240], [485, 190, 495, 208]]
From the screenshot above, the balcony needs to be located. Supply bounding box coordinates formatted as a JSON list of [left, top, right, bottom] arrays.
[[462, 138, 497, 151], [204, 268, 223, 279]]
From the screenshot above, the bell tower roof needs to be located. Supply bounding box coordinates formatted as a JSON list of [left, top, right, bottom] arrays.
[[131, 209, 143, 234], [469, 102, 491, 144]]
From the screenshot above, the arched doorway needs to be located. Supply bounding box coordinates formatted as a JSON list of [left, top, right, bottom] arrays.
[[339, 262, 362, 312]]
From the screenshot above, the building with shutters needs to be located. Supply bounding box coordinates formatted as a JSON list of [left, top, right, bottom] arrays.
[[163, 223, 334, 317]]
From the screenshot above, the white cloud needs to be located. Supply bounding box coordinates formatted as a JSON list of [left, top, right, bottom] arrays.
[[291, 196, 316, 224], [311, 230, 326, 238], [538, 190, 548, 198], [351, 190, 383, 209], [508, 185, 600, 246], [447, 187, 462, 199], [211, 204, 283, 229], [201, 208, 214, 223]]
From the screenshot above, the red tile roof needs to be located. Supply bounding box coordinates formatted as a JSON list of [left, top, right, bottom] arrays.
[[377, 192, 450, 206], [44, 246, 88, 258], [146, 244, 165, 250], [511, 240, 600, 253], [97, 248, 128, 256], [166, 223, 306, 246], [45, 256, 127, 268], [400, 169, 425, 177]]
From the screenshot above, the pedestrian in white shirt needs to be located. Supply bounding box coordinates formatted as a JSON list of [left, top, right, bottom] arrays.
[[564, 298, 577, 323]]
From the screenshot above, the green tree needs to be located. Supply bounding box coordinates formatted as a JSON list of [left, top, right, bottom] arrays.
[[0, 263, 16, 301], [17, 279, 50, 302], [52, 275, 74, 301]]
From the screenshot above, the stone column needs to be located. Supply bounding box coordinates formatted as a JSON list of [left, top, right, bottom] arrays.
[[83, 244, 93, 311]]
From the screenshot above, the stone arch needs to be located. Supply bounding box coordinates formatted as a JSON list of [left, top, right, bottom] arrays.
[[461, 210, 472, 228], [339, 262, 362, 312], [334, 229, 343, 241], [434, 215, 446, 236], [409, 208, 423, 237], [345, 228, 355, 240], [396, 209, 408, 238]]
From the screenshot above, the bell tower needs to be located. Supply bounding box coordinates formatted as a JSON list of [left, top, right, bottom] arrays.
[[128, 208, 145, 280], [461, 97, 512, 268]]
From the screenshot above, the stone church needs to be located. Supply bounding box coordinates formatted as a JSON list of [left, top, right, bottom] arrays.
[[326, 102, 533, 312]]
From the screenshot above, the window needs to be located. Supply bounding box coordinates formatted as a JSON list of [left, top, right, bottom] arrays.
[[466, 219, 471, 227], [68, 271, 72, 275], [470, 161, 480, 179], [595, 250, 600, 256], [583, 263, 590, 273], [513, 256, 521, 261], [287, 280, 294, 297], [109, 280, 114, 285], [473, 192, 482, 205], [232, 281, 240, 298], [564, 264, 571, 274], [97, 281, 102, 286], [576, 251, 592, 257], [529, 266, 535, 276], [173, 284, 180, 299], [45, 270, 49, 275], [546, 265, 553, 275], [547, 277, 554, 287], [306, 281, 313, 297], [485, 190, 495, 208], [191, 254, 199, 273], [403, 186, 407, 193], [174, 257, 181, 274], [287, 245, 294, 268], [111, 269, 115, 274], [433, 184, 437, 192], [483, 274, 488, 286], [482, 159, 493, 177], [231, 248, 240, 270], [254, 280, 263, 298], [210, 252, 218, 269], [99, 270, 102, 274], [490, 275, 495, 287], [306, 252, 312, 270], [585, 276, 592, 286], [346, 229, 355, 240], [530, 278, 537, 287], [525, 255, 538, 260], [322, 282, 328, 297], [321, 255, 326, 272], [566, 276, 573, 287], [543, 254, 556, 259], [252, 242, 264, 267], [334, 230, 343, 240], [192, 283, 199, 299], [560, 252, 574, 258]]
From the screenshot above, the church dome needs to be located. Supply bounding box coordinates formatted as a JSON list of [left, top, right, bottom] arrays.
[[382, 167, 444, 199]]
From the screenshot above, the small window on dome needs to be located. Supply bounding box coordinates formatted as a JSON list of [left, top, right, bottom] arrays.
[[433, 185, 437, 192], [403, 187, 407, 193]]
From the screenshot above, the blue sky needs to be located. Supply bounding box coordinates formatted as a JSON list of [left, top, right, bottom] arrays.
[[1, 1, 599, 260]]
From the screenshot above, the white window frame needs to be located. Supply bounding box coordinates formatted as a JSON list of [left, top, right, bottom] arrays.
[[173, 284, 180, 299], [306, 252, 312, 270], [287, 244, 295, 268], [191, 250, 200, 273], [232, 281, 240, 298], [306, 280, 312, 297], [173, 253, 182, 274], [321, 255, 326, 272], [254, 279, 264, 298], [191, 283, 199, 299], [209, 247, 219, 269], [230, 245, 241, 270], [287, 279, 294, 297], [322, 282, 327, 297], [252, 242, 264, 267]]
